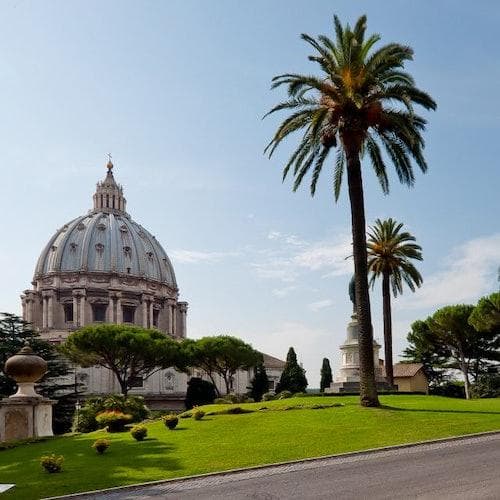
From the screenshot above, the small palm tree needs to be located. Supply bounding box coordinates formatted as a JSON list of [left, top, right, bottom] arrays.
[[367, 218, 423, 386], [264, 15, 435, 407]]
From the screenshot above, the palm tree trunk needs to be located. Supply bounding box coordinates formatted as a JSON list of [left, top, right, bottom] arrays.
[[382, 272, 394, 387], [344, 140, 380, 407]]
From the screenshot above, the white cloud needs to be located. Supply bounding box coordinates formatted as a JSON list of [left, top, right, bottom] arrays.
[[252, 231, 352, 283], [171, 249, 239, 264], [308, 299, 334, 311], [397, 233, 500, 311], [272, 285, 298, 298]]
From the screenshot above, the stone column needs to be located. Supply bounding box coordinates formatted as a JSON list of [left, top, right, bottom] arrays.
[[72, 294, 79, 327], [167, 303, 173, 334], [178, 302, 188, 338], [107, 296, 114, 323], [26, 299, 32, 324], [142, 298, 148, 328], [171, 304, 177, 336], [116, 295, 123, 324], [47, 295, 54, 329], [149, 302, 154, 328], [42, 297, 47, 329], [79, 292, 86, 326], [21, 298, 26, 322]]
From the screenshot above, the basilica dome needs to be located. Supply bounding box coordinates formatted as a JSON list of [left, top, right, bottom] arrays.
[[22, 160, 187, 340], [35, 206, 176, 287]]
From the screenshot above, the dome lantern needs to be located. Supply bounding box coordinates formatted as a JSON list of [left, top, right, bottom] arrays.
[[92, 157, 127, 214]]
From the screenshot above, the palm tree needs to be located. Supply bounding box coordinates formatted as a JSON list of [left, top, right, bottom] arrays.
[[264, 15, 435, 407], [367, 218, 423, 387]]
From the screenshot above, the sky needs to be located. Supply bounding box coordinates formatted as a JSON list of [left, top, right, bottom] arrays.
[[0, 0, 499, 387]]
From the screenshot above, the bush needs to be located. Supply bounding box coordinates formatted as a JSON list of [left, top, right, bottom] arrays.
[[471, 374, 500, 398], [130, 424, 148, 441], [226, 406, 243, 414], [277, 390, 292, 399], [163, 414, 179, 430], [40, 454, 64, 473], [213, 398, 230, 404], [262, 392, 275, 401], [192, 408, 205, 420], [73, 395, 149, 433], [96, 411, 133, 432], [185, 377, 216, 409], [429, 382, 465, 399], [92, 438, 110, 454]]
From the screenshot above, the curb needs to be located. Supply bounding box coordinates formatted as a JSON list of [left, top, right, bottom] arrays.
[[46, 430, 500, 499]]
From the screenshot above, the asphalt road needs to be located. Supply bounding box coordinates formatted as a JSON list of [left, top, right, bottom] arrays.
[[64, 433, 500, 500]]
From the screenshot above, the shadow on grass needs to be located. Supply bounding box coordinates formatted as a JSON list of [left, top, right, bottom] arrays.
[[0, 439, 184, 500], [381, 405, 500, 416]]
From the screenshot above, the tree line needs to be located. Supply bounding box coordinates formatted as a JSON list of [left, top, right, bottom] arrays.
[[403, 292, 500, 399]]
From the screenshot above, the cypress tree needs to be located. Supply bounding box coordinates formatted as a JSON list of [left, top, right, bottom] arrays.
[[275, 347, 308, 394], [320, 358, 333, 392], [248, 363, 270, 402]]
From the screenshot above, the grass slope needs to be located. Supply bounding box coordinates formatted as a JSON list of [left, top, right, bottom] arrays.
[[0, 395, 499, 499]]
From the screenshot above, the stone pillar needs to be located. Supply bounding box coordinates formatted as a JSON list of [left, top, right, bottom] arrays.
[[142, 298, 148, 328], [47, 295, 54, 329], [42, 297, 47, 329], [178, 302, 188, 338], [107, 296, 115, 323], [21, 298, 26, 322], [171, 305, 177, 336], [79, 292, 86, 326], [167, 303, 173, 334], [72, 294, 79, 327], [26, 299, 32, 324], [116, 295, 123, 324], [149, 302, 154, 329]]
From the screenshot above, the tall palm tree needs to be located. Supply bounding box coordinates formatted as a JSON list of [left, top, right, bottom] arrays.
[[264, 15, 435, 407], [367, 218, 423, 386]]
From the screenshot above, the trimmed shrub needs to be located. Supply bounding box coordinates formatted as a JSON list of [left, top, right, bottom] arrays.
[[185, 377, 216, 409], [192, 408, 205, 420], [130, 425, 148, 441], [262, 392, 275, 401], [277, 390, 292, 399], [96, 411, 133, 432], [163, 414, 179, 430], [40, 454, 64, 473], [213, 398, 230, 404], [73, 395, 149, 433], [226, 406, 243, 414], [92, 438, 110, 454]]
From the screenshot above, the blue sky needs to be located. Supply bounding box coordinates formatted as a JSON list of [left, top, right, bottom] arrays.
[[0, 1, 499, 386]]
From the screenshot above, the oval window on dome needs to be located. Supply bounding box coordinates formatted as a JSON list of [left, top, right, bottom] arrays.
[[77, 222, 86, 231], [123, 246, 132, 257], [95, 243, 105, 254], [69, 243, 78, 252], [97, 223, 106, 231], [146, 251, 154, 260], [120, 225, 128, 233]]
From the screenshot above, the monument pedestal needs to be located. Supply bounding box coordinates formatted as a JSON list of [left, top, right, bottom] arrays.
[[0, 397, 55, 442]]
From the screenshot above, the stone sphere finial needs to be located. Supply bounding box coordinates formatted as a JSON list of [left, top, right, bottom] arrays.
[[4, 343, 47, 398]]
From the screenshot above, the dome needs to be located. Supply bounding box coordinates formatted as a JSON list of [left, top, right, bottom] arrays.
[[34, 162, 177, 287]]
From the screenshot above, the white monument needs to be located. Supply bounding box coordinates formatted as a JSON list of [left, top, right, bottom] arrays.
[[326, 277, 388, 393]]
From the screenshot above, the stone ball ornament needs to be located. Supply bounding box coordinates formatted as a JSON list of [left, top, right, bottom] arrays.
[[4, 344, 48, 398]]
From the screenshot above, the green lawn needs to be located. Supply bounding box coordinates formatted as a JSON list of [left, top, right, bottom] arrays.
[[1, 395, 499, 499]]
